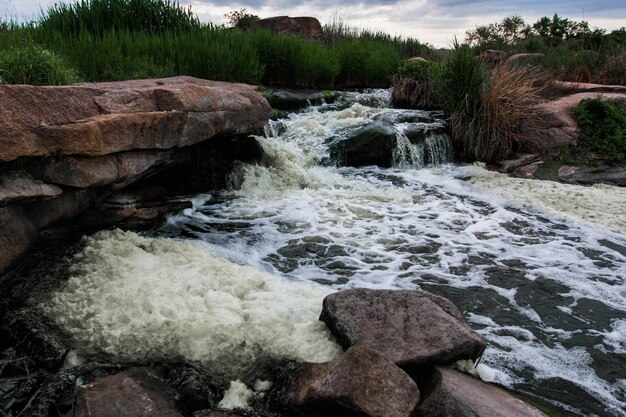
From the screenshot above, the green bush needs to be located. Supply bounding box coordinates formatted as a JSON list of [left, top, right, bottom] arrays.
[[575, 98, 626, 157], [0, 43, 80, 85], [335, 39, 401, 87]]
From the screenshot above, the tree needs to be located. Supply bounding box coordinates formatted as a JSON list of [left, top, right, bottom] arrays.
[[224, 8, 259, 29], [465, 15, 529, 51]]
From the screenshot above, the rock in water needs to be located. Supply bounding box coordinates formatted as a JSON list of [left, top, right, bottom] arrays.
[[319, 288, 485, 370], [282, 345, 420, 417], [417, 367, 548, 417], [328, 122, 397, 168], [75, 369, 183, 417]]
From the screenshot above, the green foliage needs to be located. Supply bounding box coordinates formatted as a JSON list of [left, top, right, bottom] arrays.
[[466, 15, 529, 51], [252, 29, 339, 87], [397, 60, 432, 81], [335, 39, 401, 87], [575, 98, 626, 157], [224, 8, 259, 29], [39, 0, 199, 37], [0, 42, 81, 85]]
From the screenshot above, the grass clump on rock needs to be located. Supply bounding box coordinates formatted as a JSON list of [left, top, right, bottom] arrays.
[[575, 98, 626, 158]]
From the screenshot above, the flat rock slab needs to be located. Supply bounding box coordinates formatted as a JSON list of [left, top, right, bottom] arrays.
[[0, 171, 62, 205], [320, 289, 485, 369], [286, 345, 420, 417], [75, 368, 183, 417], [417, 367, 547, 417], [0, 76, 271, 162]]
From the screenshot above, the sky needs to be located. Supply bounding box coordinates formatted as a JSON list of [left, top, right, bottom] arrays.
[[2, 0, 625, 47]]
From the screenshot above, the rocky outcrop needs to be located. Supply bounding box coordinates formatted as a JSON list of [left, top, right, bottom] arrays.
[[506, 53, 545, 66], [523, 92, 626, 150], [280, 345, 420, 417], [250, 16, 324, 42], [264, 88, 338, 111], [319, 288, 485, 370], [0, 76, 270, 162], [0, 77, 271, 274], [75, 369, 183, 417], [480, 49, 509, 64], [416, 367, 547, 417]]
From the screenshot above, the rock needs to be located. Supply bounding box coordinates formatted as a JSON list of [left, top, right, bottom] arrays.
[[328, 122, 397, 168], [27, 150, 173, 189], [408, 56, 428, 63], [0, 76, 271, 162], [250, 16, 323, 42], [560, 165, 626, 187], [550, 81, 626, 96], [0, 171, 62, 205], [556, 165, 583, 178], [513, 161, 543, 179], [75, 368, 183, 417], [416, 367, 547, 417], [168, 366, 220, 415], [506, 53, 546, 66], [489, 154, 541, 173], [522, 92, 626, 150], [480, 49, 509, 64], [0, 206, 38, 274], [24, 188, 98, 230], [319, 289, 485, 369], [265, 89, 337, 111], [283, 345, 420, 417]]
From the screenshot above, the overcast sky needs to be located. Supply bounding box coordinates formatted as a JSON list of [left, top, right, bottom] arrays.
[[2, 0, 624, 47]]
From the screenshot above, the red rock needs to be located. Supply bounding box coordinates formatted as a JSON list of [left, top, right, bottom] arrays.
[[285, 345, 420, 417], [417, 367, 547, 417], [0, 171, 62, 204], [489, 154, 540, 173], [250, 16, 323, 42], [320, 289, 485, 369], [75, 368, 183, 417], [480, 49, 509, 64], [0, 76, 271, 162]]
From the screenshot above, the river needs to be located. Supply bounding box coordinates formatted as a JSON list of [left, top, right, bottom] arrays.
[[40, 90, 626, 416]]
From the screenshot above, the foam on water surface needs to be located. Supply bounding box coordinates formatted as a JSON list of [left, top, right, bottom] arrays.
[[39, 230, 342, 378]]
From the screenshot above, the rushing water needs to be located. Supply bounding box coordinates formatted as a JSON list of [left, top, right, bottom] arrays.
[[41, 91, 626, 416]]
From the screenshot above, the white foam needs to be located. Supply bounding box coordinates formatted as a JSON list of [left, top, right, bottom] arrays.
[[462, 165, 626, 234], [39, 230, 342, 377], [218, 380, 253, 410]]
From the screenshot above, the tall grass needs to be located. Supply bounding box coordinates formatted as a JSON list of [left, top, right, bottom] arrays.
[[39, 0, 199, 36], [428, 43, 542, 161], [0, 41, 81, 85], [335, 39, 401, 87]]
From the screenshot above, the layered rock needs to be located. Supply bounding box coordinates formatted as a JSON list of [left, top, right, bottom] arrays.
[[0, 77, 271, 274]]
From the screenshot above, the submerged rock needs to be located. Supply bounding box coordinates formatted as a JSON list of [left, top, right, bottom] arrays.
[[75, 368, 183, 417], [416, 367, 547, 417], [279, 345, 419, 417], [319, 288, 485, 370]]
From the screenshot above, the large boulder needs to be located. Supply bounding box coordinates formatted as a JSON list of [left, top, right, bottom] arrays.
[[0, 171, 62, 205], [250, 16, 324, 42], [75, 369, 183, 417], [328, 122, 397, 167], [480, 49, 509, 64], [281, 345, 420, 417], [0, 76, 271, 162], [417, 367, 547, 417], [319, 289, 485, 370]]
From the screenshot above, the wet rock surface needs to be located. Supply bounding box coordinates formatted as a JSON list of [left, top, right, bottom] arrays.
[[416, 367, 548, 417], [328, 122, 397, 167], [75, 369, 183, 417], [279, 345, 420, 417], [265, 89, 337, 112], [319, 288, 485, 369]]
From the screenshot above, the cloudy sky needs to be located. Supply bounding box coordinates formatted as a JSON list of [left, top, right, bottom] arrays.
[[2, 0, 625, 47]]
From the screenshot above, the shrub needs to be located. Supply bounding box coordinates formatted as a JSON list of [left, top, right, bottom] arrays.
[[575, 98, 626, 157], [224, 8, 259, 29], [0, 43, 80, 85], [432, 42, 543, 161]]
